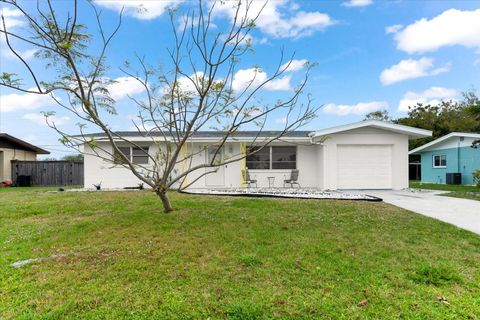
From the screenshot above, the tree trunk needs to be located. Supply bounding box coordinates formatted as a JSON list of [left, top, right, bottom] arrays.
[[157, 190, 173, 213]]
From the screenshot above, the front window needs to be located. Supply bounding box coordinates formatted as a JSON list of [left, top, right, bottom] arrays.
[[246, 147, 270, 169], [114, 146, 149, 165], [246, 146, 296, 170], [433, 154, 446, 168]]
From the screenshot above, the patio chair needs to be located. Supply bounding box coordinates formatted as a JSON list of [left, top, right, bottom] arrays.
[[284, 169, 300, 188], [242, 169, 257, 188]]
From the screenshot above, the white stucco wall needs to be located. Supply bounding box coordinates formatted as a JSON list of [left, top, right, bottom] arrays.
[[83, 141, 319, 189], [314, 127, 409, 190], [0, 148, 37, 181], [83, 126, 411, 190], [83, 141, 246, 189]]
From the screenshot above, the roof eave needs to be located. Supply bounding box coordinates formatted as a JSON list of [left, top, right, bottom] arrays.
[[0, 134, 50, 154], [409, 132, 480, 154], [311, 120, 432, 140]]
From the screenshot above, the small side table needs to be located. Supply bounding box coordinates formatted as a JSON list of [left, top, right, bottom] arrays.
[[267, 176, 275, 188]]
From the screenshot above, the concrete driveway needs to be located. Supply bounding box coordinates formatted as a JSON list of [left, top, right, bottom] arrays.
[[363, 189, 480, 235]]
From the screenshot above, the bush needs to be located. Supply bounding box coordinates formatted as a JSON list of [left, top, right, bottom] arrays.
[[473, 169, 480, 187]]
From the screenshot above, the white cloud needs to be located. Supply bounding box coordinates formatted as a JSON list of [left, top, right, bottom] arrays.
[[380, 57, 449, 85], [232, 68, 291, 92], [107, 77, 145, 100], [342, 0, 373, 8], [214, 0, 336, 39], [397, 87, 458, 112], [0, 48, 37, 60], [265, 75, 292, 91], [323, 101, 388, 116], [0, 8, 37, 60], [280, 59, 308, 72], [0, 89, 58, 112], [385, 24, 403, 34], [93, 0, 183, 20], [393, 8, 480, 54], [275, 117, 287, 124], [23, 113, 70, 126], [0, 7, 24, 29]]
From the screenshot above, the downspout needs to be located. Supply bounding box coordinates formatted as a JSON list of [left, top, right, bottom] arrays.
[[457, 139, 461, 173]]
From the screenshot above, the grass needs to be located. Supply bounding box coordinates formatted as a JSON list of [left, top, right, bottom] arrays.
[[409, 181, 480, 201], [1, 188, 480, 319]]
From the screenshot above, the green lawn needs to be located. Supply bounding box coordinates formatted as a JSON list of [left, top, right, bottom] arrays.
[[409, 181, 480, 201], [1, 188, 480, 319]]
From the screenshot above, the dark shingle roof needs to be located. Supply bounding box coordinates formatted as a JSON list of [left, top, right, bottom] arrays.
[[0, 134, 50, 154], [82, 131, 312, 139]]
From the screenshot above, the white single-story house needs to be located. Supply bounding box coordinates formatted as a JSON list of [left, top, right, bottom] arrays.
[[0, 133, 50, 182], [81, 120, 431, 190]]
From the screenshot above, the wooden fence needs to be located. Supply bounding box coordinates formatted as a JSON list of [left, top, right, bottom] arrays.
[[11, 160, 84, 186]]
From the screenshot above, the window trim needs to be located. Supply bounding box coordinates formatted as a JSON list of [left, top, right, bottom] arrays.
[[432, 154, 446, 168], [246, 145, 297, 170]]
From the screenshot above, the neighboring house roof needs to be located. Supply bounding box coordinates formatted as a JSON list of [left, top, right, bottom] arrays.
[[409, 132, 480, 154], [0, 133, 50, 154], [310, 120, 432, 140]]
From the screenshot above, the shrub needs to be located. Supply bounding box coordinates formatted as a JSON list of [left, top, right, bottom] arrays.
[[473, 169, 480, 187]]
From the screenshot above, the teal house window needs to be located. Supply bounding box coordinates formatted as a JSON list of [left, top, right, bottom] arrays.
[[432, 154, 446, 168]]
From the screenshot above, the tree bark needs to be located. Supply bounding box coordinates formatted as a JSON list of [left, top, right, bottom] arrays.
[[157, 190, 173, 213]]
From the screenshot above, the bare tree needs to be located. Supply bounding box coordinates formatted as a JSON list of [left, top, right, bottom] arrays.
[[0, 0, 318, 212]]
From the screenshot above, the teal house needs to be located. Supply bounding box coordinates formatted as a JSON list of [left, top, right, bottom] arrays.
[[410, 133, 480, 185]]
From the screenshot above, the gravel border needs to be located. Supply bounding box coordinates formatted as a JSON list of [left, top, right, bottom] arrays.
[[181, 188, 382, 201]]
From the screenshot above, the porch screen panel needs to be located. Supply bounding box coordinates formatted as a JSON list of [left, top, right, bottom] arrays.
[[246, 147, 270, 169], [272, 146, 296, 169]]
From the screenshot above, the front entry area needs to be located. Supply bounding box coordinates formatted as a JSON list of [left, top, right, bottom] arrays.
[[205, 146, 225, 186], [336, 145, 393, 189]]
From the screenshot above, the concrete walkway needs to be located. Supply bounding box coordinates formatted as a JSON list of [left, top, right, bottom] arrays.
[[363, 189, 480, 235]]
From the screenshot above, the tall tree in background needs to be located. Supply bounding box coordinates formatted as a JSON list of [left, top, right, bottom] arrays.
[[0, 0, 318, 212], [364, 109, 391, 122], [395, 89, 480, 149]]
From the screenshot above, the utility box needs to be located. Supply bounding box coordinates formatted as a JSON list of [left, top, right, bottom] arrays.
[[446, 173, 462, 185], [16, 175, 32, 187]]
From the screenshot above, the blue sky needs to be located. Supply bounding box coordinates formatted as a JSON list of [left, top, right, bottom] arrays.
[[0, 0, 479, 158]]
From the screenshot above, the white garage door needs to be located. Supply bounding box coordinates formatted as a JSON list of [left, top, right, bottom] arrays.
[[337, 145, 392, 189]]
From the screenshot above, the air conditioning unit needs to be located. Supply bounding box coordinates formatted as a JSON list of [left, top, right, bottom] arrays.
[[446, 173, 461, 185]]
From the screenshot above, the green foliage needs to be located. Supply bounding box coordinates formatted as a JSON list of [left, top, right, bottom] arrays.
[[473, 169, 480, 187], [395, 90, 480, 149], [364, 109, 391, 122], [61, 154, 84, 161], [0, 72, 22, 87]]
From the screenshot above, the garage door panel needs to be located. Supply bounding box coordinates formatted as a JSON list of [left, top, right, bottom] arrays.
[[337, 145, 392, 189]]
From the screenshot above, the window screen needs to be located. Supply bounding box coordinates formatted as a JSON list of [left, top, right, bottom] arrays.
[[272, 146, 296, 169], [246, 147, 270, 169], [132, 147, 149, 164], [114, 147, 131, 164]]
